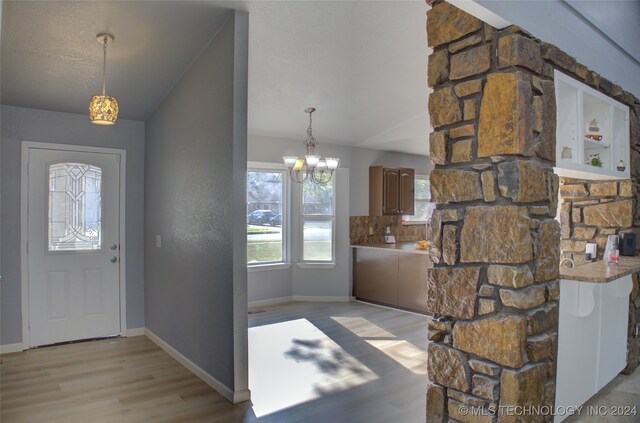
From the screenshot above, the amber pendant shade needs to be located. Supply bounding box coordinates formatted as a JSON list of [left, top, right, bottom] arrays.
[[89, 95, 119, 125]]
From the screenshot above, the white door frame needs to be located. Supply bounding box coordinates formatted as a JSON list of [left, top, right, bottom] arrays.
[[20, 141, 127, 349]]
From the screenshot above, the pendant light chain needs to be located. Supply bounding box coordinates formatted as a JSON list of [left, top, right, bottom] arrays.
[[102, 36, 107, 96]]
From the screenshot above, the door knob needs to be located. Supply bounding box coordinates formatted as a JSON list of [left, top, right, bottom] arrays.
[[110, 244, 118, 250], [110, 256, 118, 263]]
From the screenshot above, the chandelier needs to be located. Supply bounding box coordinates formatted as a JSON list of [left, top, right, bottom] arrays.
[[89, 33, 119, 125], [283, 107, 339, 185]]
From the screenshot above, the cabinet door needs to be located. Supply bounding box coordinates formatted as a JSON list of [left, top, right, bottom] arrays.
[[383, 168, 400, 214], [399, 168, 415, 214], [354, 248, 399, 305], [397, 253, 429, 312]]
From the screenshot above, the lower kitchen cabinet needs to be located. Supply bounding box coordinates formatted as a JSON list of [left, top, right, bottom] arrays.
[[397, 254, 429, 312], [353, 246, 429, 313], [353, 248, 398, 305]]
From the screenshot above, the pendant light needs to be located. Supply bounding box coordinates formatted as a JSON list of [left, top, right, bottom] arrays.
[[89, 33, 119, 125]]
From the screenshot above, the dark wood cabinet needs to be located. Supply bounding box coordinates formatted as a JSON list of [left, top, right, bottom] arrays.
[[369, 166, 415, 216], [382, 168, 400, 214], [353, 247, 429, 313], [397, 253, 429, 311], [399, 168, 415, 215], [353, 248, 399, 305]]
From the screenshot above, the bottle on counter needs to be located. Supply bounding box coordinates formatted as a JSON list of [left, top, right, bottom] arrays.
[[603, 235, 620, 265]]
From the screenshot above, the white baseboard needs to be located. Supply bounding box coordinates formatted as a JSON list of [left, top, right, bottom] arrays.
[[292, 295, 351, 303], [249, 295, 352, 308], [233, 389, 252, 403], [144, 328, 249, 404], [125, 327, 145, 337], [0, 343, 24, 354], [248, 296, 292, 308], [353, 299, 428, 317]]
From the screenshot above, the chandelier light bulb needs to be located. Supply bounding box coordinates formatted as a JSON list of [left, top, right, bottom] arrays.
[[305, 155, 320, 168], [283, 156, 298, 169]]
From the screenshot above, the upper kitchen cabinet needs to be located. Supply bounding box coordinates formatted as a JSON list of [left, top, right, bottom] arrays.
[[554, 70, 630, 180], [369, 166, 415, 216]]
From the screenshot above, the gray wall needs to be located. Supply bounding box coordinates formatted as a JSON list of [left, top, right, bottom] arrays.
[[248, 134, 430, 216], [0, 105, 145, 345], [144, 12, 247, 393], [476, 0, 640, 98], [247, 134, 429, 304]]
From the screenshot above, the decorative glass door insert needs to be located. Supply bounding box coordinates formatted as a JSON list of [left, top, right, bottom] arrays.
[[48, 162, 103, 251]]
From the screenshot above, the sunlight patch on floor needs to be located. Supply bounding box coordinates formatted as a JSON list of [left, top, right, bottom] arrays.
[[248, 318, 378, 418], [365, 339, 427, 375], [330, 316, 396, 338]]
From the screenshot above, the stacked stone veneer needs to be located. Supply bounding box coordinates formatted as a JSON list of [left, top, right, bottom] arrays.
[[425, 3, 560, 421], [424, 2, 640, 421], [558, 178, 640, 374], [559, 179, 635, 263], [350, 215, 426, 245]]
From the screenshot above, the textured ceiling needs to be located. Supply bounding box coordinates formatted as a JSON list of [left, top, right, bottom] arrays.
[[244, 0, 430, 155], [2, 0, 429, 155], [1, 1, 231, 121]]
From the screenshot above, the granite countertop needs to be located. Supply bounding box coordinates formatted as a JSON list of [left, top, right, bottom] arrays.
[[560, 256, 640, 283], [350, 242, 430, 255]]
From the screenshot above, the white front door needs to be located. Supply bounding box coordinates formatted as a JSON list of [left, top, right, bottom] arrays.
[[26, 147, 122, 347]]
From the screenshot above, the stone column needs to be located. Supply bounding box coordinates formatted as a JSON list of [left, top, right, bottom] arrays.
[[425, 2, 560, 421]]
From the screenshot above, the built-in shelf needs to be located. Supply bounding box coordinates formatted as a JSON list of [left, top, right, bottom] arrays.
[[554, 70, 630, 180]]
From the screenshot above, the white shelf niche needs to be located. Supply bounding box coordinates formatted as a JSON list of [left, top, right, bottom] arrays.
[[554, 70, 630, 180]]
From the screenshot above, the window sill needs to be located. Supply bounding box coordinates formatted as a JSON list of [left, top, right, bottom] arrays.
[[248, 263, 292, 272], [296, 262, 336, 269]]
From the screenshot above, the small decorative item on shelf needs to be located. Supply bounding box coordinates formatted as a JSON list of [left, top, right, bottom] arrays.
[[584, 134, 603, 142], [416, 240, 428, 250], [587, 118, 600, 133], [561, 146, 573, 160], [586, 153, 603, 167], [617, 160, 626, 172]]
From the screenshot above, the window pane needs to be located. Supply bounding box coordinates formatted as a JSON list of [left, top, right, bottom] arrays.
[[247, 171, 284, 264], [303, 219, 332, 261], [412, 201, 436, 222], [414, 178, 430, 199], [303, 181, 333, 215], [48, 163, 102, 251]]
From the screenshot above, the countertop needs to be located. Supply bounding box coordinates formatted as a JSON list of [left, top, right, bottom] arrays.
[[350, 242, 430, 255], [560, 256, 640, 283]]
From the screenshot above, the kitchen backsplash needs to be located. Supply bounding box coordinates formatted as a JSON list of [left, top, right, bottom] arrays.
[[350, 215, 426, 245], [559, 177, 637, 264]]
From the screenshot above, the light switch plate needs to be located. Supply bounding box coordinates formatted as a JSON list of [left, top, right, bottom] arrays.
[[156, 235, 162, 248]]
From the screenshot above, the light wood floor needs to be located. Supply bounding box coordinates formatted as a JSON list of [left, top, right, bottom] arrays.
[[1, 301, 428, 423]]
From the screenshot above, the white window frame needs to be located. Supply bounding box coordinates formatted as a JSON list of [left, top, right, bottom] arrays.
[[246, 162, 290, 270], [299, 176, 336, 265], [403, 174, 432, 225]]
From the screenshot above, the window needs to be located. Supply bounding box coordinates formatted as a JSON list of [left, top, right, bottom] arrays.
[[247, 169, 286, 265], [301, 179, 335, 262], [403, 175, 434, 224], [48, 162, 103, 251]]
